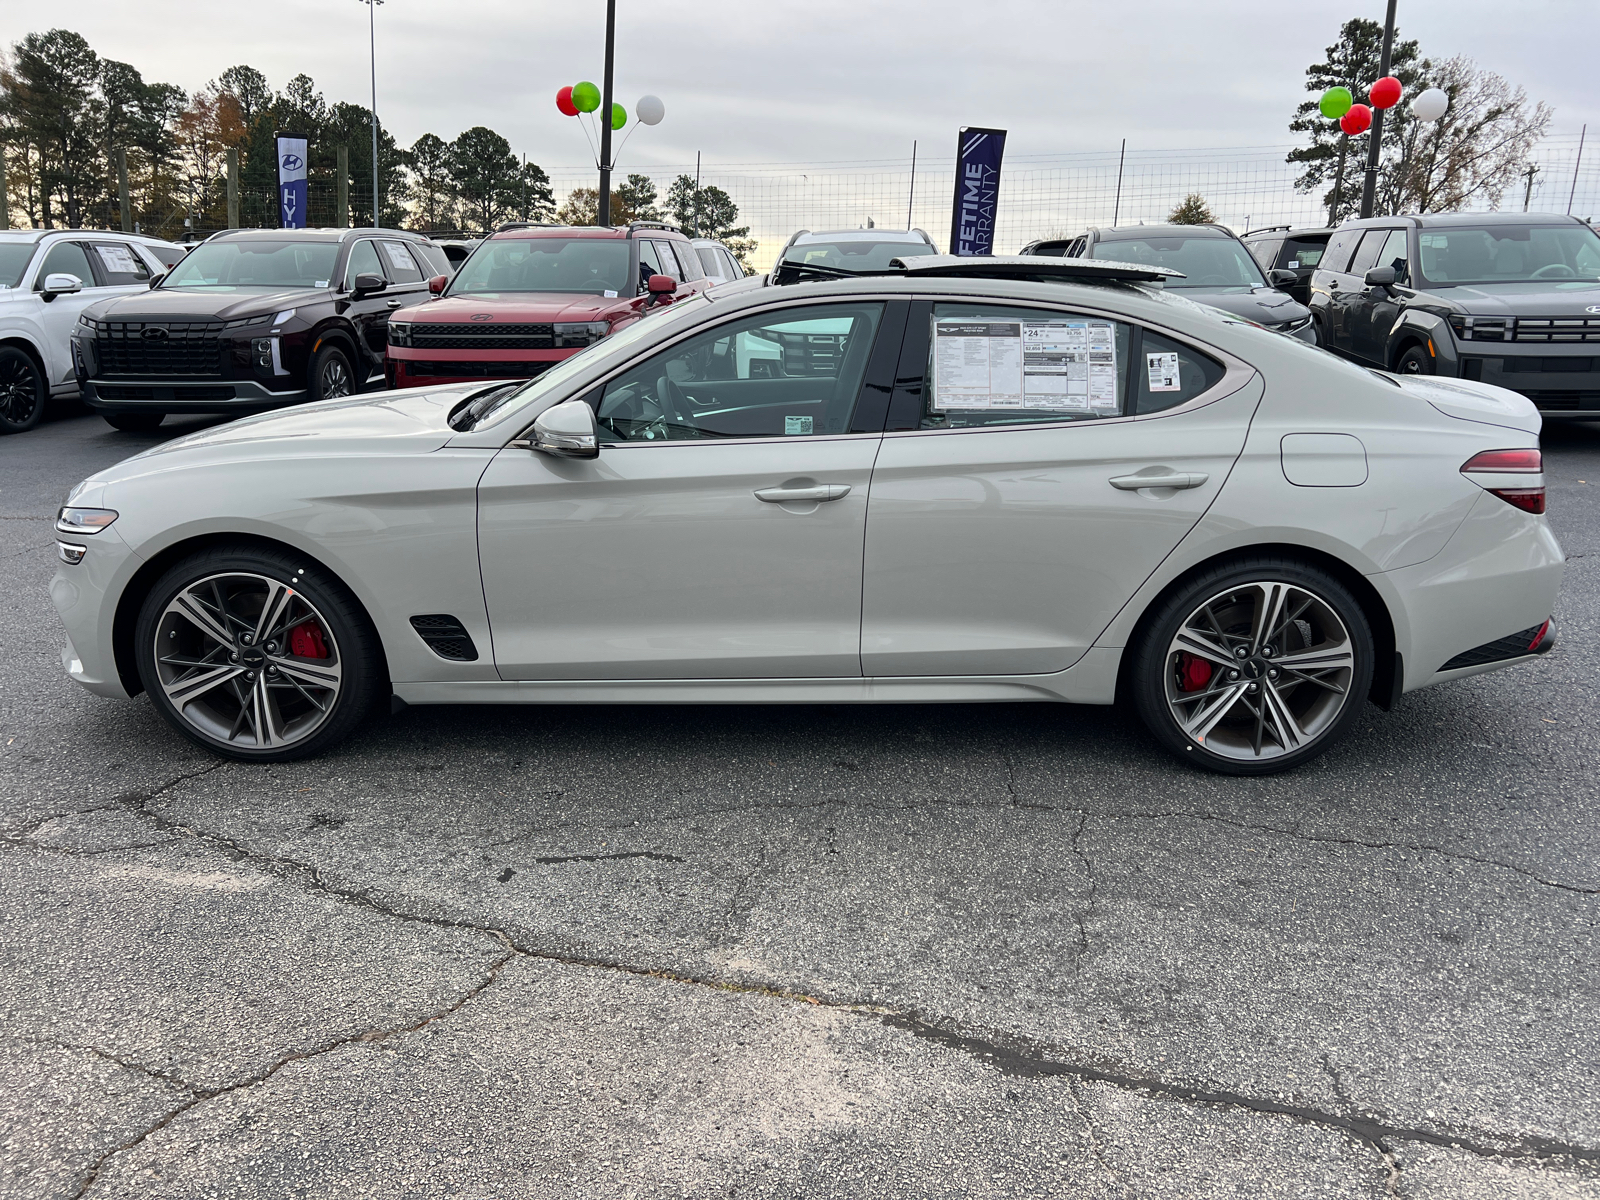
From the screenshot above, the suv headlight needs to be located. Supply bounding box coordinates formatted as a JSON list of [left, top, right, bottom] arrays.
[[553, 321, 609, 347], [56, 507, 118, 535], [1275, 314, 1312, 332], [388, 321, 412, 347], [75, 315, 97, 333], [1448, 314, 1512, 341]]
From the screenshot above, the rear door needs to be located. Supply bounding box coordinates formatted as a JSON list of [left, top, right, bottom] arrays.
[[860, 300, 1258, 677]]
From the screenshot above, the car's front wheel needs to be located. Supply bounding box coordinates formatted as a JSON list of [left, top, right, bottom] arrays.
[[1129, 559, 1375, 775], [1394, 343, 1434, 375], [103, 412, 165, 433], [0, 346, 46, 434], [134, 545, 384, 761], [308, 344, 357, 401]]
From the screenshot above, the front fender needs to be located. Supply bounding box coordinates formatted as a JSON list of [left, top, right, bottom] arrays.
[[1388, 307, 1456, 374]]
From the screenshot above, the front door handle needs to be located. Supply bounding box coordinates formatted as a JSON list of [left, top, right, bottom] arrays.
[[754, 484, 851, 503], [1109, 471, 1209, 491], [385, 299, 403, 309]]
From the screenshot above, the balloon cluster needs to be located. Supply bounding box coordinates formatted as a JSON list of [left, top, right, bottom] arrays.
[[554, 83, 665, 132], [1319, 77, 1448, 135]]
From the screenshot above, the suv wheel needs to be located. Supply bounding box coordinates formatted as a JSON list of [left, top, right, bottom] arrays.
[[0, 346, 46, 434], [103, 412, 165, 433], [1394, 343, 1434, 375], [1129, 558, 1375, 775], [309, 343, 356, 401]]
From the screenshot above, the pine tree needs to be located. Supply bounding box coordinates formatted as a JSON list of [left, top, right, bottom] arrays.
[[1167, 194, 1215, 225]]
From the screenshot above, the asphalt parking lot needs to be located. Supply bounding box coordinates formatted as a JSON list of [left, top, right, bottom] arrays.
[[2, 402, 1597, 1200]]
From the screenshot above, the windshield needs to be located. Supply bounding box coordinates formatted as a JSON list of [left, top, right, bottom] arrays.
[[162, 241, 339, 290], [0, 243, 36, 288], [781, 239, 938, 272], [1091, 235, 1266, 288], [1416, 224, 1600, 286], [450, 238, 631, 297]]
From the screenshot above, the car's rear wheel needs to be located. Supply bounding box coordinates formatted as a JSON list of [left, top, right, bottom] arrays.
[[309, 344, 356, 401], [1394, 342, 1434, 375], [1130, 559, 1375, 775], [134, 546, 384, 761], [103, 411, 165, 432], [0, 346, 46, 434]]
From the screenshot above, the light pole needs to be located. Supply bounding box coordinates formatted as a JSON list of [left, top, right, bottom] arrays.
[[355, 0, 379, 227], [597, 0, 616, 226], [1359, 0, 1397, 219]]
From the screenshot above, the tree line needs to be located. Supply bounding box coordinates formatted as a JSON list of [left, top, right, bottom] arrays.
[[0, 27, 756, 264]]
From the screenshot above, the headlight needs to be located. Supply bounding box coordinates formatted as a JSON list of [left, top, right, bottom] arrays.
[[1276, 314, 1312, 332], [388, 321, 412, 347], [56, 507, 118, 535], [553, 321, 609, 347], [1448, 315, 1512, 341], [76, 315, 97, 333], [271, 308, 295, 326]]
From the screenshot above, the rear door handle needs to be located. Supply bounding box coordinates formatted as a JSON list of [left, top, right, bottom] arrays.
[[1109, 471, 1209, 491], [754, 484, 851, 503]]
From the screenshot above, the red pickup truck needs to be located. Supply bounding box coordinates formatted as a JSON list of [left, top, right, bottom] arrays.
[[385, 222, 712, 388]]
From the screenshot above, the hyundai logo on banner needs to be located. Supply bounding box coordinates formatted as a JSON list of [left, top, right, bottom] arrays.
[[276, 135, 309, 230], [949, 127, 1007, 257]]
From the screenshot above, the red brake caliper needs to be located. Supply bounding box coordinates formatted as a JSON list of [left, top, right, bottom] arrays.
[[288, 621, 329, 659], [1176, 651, 1212, 693]]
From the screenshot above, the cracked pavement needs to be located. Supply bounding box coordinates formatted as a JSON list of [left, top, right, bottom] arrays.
[[2, 408, 1597, 1198]]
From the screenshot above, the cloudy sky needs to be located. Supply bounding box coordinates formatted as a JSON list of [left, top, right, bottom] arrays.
[[7, 0, 1593, 172]]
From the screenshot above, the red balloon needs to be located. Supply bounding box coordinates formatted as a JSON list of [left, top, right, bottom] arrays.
[[555, 86, 578, 117], [1369, 76, 1403, 110], [1340, 104, 1373, 135]]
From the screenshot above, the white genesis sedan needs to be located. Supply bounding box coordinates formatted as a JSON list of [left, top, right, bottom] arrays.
[[50, 256, 1562, 774]]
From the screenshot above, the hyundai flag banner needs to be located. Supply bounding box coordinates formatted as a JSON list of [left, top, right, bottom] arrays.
[[949, 127, 1007, 257], [276, 135, 308, 229]]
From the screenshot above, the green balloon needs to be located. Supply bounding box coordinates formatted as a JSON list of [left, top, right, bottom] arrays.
[[571, 81, 600, 113], [611, 102, 627, 130], [1320, 86, 1353, 120]]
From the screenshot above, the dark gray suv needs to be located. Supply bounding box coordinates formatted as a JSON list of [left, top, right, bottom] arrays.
[[1307, 212, 1600, 416]]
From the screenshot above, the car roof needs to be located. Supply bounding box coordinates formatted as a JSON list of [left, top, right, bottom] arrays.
[[1243, 226, 1332, 239], [0, 228, 183, 245], [205, 227, 431, 244], [789, 229, 935, 246], [1333, 212, 1588, 231], [1093, 223, 1237, 241]]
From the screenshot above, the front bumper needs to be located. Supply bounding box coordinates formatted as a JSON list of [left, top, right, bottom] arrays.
[[82, 378, 309, 412], [1449, 338, 1600, 414], [73, 328, 310, 413], [50, 523, 140, 700]]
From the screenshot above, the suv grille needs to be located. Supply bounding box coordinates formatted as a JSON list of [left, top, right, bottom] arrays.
[[1513, 317, 1600, 343], [411, 323, 555, 350], [95, 321, 225, 376]]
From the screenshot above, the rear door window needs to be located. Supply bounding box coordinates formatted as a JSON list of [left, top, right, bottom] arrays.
[[1320, 228, 1362, 275], [88, 241, 152, 285], [696, 246, 723, 278], [669, 241, 705, 281], [378, 240, 425, 284], [1133, 329, 1226, 415]]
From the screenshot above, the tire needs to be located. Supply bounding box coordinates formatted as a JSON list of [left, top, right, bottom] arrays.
[[1394, 342, 1434, 375], [134, 545, 385, 762], [0, 346, 46, 434], [308, 343, 357, 401], [103, 411, 165, 433], [1129, 557, 1375, 776]]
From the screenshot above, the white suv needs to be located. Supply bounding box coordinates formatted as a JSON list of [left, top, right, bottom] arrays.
[[0, 229, 186, 433]]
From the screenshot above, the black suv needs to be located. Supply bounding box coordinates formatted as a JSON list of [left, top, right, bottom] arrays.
[[1308, 212, 1600, 415], [73, 227, 451, 431], [1241, 225, 1332, 307], [1024, 224, 1316, 343]]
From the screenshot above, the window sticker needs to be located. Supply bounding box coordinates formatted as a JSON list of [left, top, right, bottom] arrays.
[[93, 243, 142, 274], [1286, 260, 1300, 269], [604, 289, 617, 298], [380, 242, 415, 273], [315, 280, 329, 288], [933, 320, 1023, 409], [785, 415, 814, 436], [1147, 351, 1181, 392], [1085, 320, 1120, 410], [932, 317, 1119, 412]]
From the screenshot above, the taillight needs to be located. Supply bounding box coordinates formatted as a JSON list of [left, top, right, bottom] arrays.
[[1461, 448, 1545, 514]]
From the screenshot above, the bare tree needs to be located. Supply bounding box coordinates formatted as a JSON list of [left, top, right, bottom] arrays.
[[1389, 56, 1551, 213]]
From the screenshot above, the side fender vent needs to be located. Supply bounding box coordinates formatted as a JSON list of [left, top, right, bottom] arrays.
[[409, 614, 480, 662]]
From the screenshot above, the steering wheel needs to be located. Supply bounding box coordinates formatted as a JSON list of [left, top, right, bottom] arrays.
[[1531, 263, 1576, 280], [656, 375, 694, 435]]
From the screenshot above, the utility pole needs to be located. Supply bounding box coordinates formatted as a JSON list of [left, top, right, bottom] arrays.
[[226, 147, 240, 229], [359, 0, 383, 228], [597, 0, 616, 226], [0, 151, 7, 229], [1329, 134, 1349, 225], [117, 148, 132, 231], [1112, 138, 1126, 226], [1569, 124, 1587, 216], [1522, 163, 1539, 211], [336, 146, 349, 228], [693, 151, 701, 235], [1359, 0, 1397, 219], [907, 140, 917, 230]]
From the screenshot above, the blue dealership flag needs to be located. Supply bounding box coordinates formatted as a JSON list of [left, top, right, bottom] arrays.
[[276, 135, 309, 229], [949, 127, 1007, 257]]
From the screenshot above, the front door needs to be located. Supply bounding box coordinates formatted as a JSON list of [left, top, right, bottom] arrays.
[[861, 301, 1260, 677], [1350, 228, 1409, 366], [33, 241, 119, 389], [340, 238, 394, 372], [477, 298, 898, 679]]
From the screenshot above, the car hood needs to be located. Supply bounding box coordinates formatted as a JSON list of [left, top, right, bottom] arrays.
[[1180, 286, 1310, 326], [83, 383, 490, 489], [1418, 280, 1600, 315], [416, 294, 630, 323], [83, 286, 333, 321], [1390, 373, 1542, 435]]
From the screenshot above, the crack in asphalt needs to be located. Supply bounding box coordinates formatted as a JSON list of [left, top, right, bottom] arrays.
[[1065, 1077, 1124, 1191], [534, 850, 687, 865], [1, 763, 225, 847], [21, 1038, 206, 1096], [1067, 812, 1096, 972], [1323, 1054, 1405, 1198]]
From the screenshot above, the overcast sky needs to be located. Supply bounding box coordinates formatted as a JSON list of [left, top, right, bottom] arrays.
[[5, 0, 1594, 170]]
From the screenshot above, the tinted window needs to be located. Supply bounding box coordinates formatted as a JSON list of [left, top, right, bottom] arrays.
[[378, 240, 424, 283], [164, 240, 338, 289], [36, 241, 94, 289], [595, 302, 884, 442], [1246, 238, 1283, 271], [1321, 228, 1362, 274], [1348, 230, 1390, 277], [0, 243, 36, 288], [415, 242, 452, 277], [143, 243, 188, 269], [636, 240, 664, 292], [344, 239, 384, 288], [921, 303, 1130, 429], [1134, 329, 1225, 415], [1089, 235, 1266, 288], [1416, 224, 1600, 285], [451, 238, 630, 297], [1281, 237, 1326, 269], [724, 250, 745, 278], [782, 239, 938, 271], [1375, 229, 1409, 283], [696, 247, 723, 277], [88, 241, 151, 285], [669, 240, 704, 281]]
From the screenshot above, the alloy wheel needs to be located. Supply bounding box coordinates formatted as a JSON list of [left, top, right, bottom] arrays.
[[0, 354, 41, 424], [1163, 580, 1355, 762], [320, 358, 352, 398], [152, 571, 342, 749]]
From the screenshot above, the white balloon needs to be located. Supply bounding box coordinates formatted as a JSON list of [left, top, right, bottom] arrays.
[[1411, 87, 1448, 124], [636, 94, 665, 126]]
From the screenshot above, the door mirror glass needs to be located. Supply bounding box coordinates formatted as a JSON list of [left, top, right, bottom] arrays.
[[1269, 268, 1298, 289], [531, 398, 599, 459], [352, 272, 386, 295], [41, 272, 83, 299], [1364, 265, 1397, 288]]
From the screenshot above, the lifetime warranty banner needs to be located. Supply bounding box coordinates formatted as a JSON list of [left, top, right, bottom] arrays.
[[949, 127, 1007, 257]]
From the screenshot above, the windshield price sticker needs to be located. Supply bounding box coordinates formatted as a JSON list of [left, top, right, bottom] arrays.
[[1147, 351, 1181, 392], [933, 318, 1119, 412], [94, 243, 141, 274]]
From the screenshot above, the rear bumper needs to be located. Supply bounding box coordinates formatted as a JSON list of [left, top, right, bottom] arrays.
[[83, 378, 308, 412]]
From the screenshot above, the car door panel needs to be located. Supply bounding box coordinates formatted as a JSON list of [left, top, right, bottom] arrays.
[[861, 376, 1263, 677]]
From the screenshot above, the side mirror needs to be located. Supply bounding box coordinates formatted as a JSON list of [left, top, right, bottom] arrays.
[[428, 273, 448, 295], [646, 273, 676, 305], [147, 272, 166, 289], [530, 399, 599, 459], [1364, 265, 1397, 289], [1269, 268, 1298, 290], [352, 272, 387, 296], [40, 272, 83, 301]]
